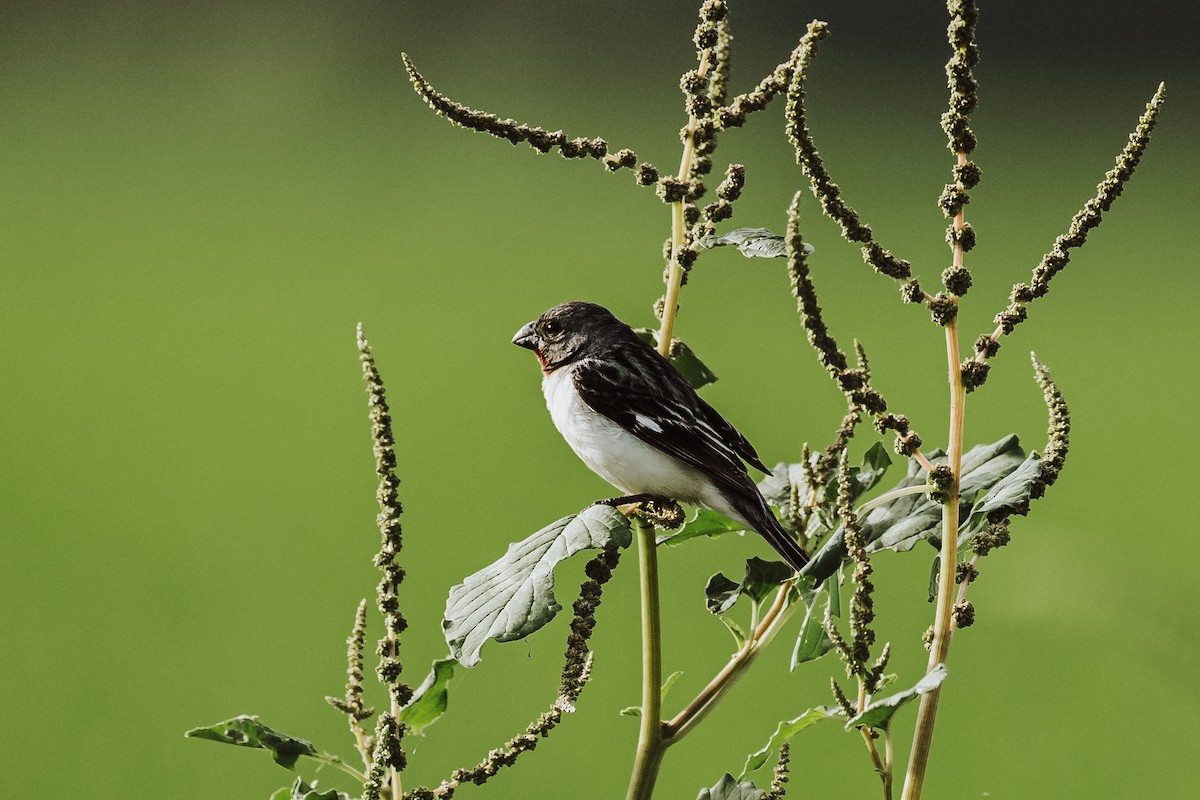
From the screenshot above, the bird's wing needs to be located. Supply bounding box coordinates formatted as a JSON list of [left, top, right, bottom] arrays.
[[572, 346, 768, 497]]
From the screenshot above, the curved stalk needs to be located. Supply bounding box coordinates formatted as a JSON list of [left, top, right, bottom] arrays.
[[665, 581, 796, 740]]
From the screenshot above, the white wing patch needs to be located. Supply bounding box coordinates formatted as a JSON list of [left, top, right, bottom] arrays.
[[634, 413, 663, 433]]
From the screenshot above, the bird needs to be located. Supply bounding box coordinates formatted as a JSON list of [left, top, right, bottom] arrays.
[[512, 300, 809, 572]]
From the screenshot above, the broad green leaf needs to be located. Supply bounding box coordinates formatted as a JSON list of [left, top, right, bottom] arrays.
[[848, 664, 948, 731], [634, 328, 718, 389], [742, 557, 792, 604], [790, 585, 832, 669], [697, 773, 767, 800], [186, 716, 318, 770], [803, 436, 1033, 580], [699, 227, 815, 260], [399, 657, 456, 735], [705, 572, 743, 615], [856, 442, 893, 494], [659, 508, 746, 546], [443, 504, 632, 667], [277, 778, 349, 800], [739, 707, 840, 777], [704, 558, 791, 616], [960, 452, 1043, 538], [827, 568, 842, 618]]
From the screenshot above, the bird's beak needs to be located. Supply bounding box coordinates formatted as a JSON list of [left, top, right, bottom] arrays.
[[512, 321, 538, 351]]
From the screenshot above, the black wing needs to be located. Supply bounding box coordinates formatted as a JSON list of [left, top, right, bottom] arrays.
[[572, 341, 770, 498]]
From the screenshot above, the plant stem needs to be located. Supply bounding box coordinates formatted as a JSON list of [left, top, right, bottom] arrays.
[[665, 581, 795, 739], [856, 679, 889, 798], [884, 729, 895, 800], [626, 518, 665, 800], [900, 312, 966, 799], [855, 484, 934, 516], [308, 752, 368, 784], [658, 50, 711, 352]]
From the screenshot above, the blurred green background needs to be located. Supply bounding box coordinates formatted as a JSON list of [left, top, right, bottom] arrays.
[[2, 1, 1195, 797]]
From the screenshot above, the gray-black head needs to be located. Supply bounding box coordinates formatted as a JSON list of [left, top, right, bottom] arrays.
[[512, 301, 638, 372]]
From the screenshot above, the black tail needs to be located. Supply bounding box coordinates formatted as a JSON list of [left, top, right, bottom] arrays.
[[729, 492, 810, 572]]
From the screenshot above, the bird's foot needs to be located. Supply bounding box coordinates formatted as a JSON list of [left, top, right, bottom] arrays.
[[595, 494, 684, 529]]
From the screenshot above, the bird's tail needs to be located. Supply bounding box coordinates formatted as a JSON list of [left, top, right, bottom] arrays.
[[727, 492, 810, 572]]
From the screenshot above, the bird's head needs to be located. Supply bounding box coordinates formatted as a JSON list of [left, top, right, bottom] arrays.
[[512, 301, 630, 373]]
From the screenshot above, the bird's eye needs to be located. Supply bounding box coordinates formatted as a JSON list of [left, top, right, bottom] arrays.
[[542, 320, 561, 336]]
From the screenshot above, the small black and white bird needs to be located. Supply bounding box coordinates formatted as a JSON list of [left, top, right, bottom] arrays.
[[513, 301, 809, 572]]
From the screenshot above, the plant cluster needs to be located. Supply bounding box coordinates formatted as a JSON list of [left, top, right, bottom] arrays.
[[188, 2, 1164, 799]]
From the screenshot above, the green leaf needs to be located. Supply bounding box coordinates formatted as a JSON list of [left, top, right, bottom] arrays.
[[633, 328, 718, 390], [742, 557, 792, 604], [704, 558, 791, 616], [803, 436, 1032, 579], [659, 508, 746, 546], [399, 657, 456, 735], [927, 556, 940, 603], [697, 773, 767, 800], [699, 227, 815, 260], [719, 615, 748, 649], [856, 442, 894, 494], [446, 503, 633, 666], [826, 568, 842, 618], [848, 664, 948, 731], [277, 778, 350, 800], [185, 716, 318, 770], [739, 706, 840, 777], [443, 504, 632, 667], [790, 585, 832, 669], [758, 444, 892, 540], [960, 452, 1043, 538], [705, 572, 743, 615], [621, 671, 687, 718], [660, 671, 685, 703]]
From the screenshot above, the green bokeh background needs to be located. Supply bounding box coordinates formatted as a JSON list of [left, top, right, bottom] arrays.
[[2, 1, 1196, 797]]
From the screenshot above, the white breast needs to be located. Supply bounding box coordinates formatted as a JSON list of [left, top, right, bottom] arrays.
[[541, 367, 709, 504]]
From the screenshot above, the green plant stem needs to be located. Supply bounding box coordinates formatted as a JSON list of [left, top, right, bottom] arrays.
[[856, 682, 888, 797], [664, 581, 796, 740], [884, 730, 895, 800], [855, 484, 934, 516], [658, 50, 711, 352], [308, 752, 368, 784], [626, 518, 665, 800], [901, 313, 965, 800]]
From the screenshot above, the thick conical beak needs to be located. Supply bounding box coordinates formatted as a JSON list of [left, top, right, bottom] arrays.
[[512, 321, 538, 350]]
